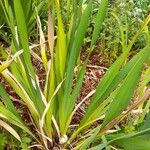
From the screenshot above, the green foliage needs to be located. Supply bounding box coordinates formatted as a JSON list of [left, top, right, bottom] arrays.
[[0, 0, 46, 44], [0, 134, 6, 150], [96, 0, 150, 64], [0, 129, 31, 150], [0, 0, 150, 149]]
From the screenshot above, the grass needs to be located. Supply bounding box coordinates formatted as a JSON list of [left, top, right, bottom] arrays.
[[0, 0, 150, 149]]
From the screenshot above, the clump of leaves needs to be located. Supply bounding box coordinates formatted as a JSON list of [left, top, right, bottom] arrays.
[[0, 0, 150, 150]]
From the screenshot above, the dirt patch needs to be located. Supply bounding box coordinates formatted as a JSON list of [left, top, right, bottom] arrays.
[[71, 49, 108, 125]]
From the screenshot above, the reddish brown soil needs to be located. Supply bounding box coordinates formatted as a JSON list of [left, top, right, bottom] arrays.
[[71, 49, 107, 125]]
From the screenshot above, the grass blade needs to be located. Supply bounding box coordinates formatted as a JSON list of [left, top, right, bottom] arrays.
[[90, 0, 108, 50], [0, 119, 21, 142], [101, 46, 150, 128], [59, 0, 92, 134], [0, 50, 23, 73]]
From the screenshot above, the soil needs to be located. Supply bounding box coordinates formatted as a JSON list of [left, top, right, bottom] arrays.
[[71, 49, 108, 125]]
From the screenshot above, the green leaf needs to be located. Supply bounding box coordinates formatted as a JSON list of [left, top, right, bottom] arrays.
[[59, 0, 93, 134], [142, 111, 150, 130], [0, 134, 6, 150], [64, 62, 87, 133], [0, 84, 19, 118], [91, 127, 150, 150], [80, 44, 150, 128], [101, 45, 150, 128], [113, 137, 150, 150], [79, 127, 100, 150], [55, 0, 67, 80], [90, 0, 108, 50], [13, 0, 34, 77], [80, 50, 129, 126], [0, 104, 35, 140], [0, 50, 23, 73], [0, 119, 21, 142]]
